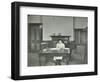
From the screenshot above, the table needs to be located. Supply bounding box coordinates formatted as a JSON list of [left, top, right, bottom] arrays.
[[39, 48, 71, 66]]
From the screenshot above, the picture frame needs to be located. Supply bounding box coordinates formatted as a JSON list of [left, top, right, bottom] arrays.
[[11, 1, 98, 80]]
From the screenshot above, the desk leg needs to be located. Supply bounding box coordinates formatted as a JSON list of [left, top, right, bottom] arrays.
[[55, 60, 62, 65], [67, 54, 71, 65], [65, 55, 70, 65]]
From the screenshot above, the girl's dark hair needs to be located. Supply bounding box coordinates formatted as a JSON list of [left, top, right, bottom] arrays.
[[57, 39, 64, 43]]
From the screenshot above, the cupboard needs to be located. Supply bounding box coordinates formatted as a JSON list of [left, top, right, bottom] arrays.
[[28, 23, 42, 52]]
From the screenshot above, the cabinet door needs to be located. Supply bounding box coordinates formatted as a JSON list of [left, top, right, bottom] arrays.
[[28, 24, 42, 52], [74, 29, 87, 45], [80, 31, 87, 44], [75, 30, 80, 44]]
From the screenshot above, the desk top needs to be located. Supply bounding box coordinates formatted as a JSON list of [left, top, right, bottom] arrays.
[[39, 48, 70, 54]]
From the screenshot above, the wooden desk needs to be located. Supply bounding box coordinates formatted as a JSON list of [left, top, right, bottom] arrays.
[[39, 49, 71, 66]]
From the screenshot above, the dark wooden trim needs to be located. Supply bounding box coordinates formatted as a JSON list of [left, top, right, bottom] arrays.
[[11, 2, 20, 80], [94, 7, 98, 75], [12, 1, 97, 10]]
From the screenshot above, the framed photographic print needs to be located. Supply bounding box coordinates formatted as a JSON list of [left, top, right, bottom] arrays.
[[11, 1, 98, 80]]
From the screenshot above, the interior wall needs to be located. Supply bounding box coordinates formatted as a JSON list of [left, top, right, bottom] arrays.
[[28, 15, 88, 41], [42, 16, 74, 41], [28, 15, 41, 23], [74, 17, 88, 29], [28, 15, 74, 41]]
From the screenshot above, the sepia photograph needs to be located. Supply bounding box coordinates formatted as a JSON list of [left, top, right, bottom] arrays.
[[28, 15, 88, 66]]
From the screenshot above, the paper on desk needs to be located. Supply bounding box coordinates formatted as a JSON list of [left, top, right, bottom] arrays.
[[53, 56, 63, 60]]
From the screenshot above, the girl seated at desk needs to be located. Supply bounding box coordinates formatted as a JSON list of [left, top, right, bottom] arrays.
[[56, 40, 65, 49], [53, 40, 66, 65]]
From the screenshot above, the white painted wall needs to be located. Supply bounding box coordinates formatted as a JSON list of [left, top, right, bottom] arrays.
[[0, 0, 99, 82]]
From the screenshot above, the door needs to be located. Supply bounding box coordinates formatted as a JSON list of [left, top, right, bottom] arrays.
[[74, 28, 87, 45], [28, 23, 42, 52]]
